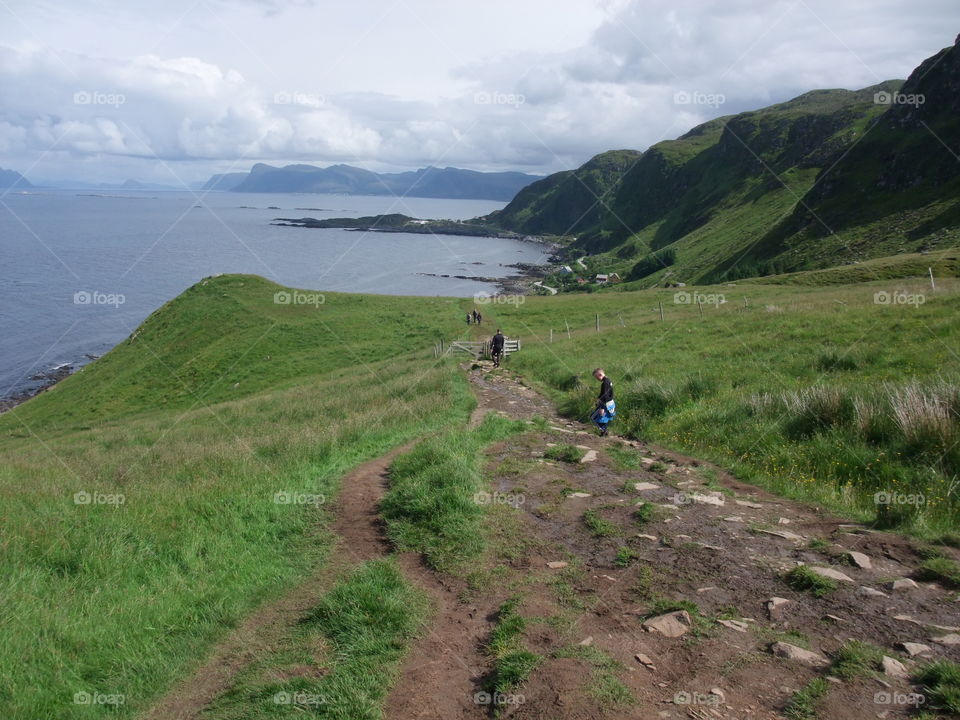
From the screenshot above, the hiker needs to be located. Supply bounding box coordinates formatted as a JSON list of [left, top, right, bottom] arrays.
[[591, 367, 615, 436], [466, 312, 471, 325], [472, 309, 479, 324], [476, 311, 482, 325], [491, 328, 505, 367]]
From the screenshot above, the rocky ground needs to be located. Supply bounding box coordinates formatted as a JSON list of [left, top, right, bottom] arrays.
[[384, 366, 959, 719]]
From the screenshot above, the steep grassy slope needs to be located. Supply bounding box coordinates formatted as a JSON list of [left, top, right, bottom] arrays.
[[492, 38, 960, 287], [483, 150, 642, 236], [0, 276, 473, 720]]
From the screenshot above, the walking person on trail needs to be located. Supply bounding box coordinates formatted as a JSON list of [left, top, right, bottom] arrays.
[[476, 311, 482, 325], [466, 312, 472, 325], [490, 329, 505, 368], [591, 367, 615, 437]]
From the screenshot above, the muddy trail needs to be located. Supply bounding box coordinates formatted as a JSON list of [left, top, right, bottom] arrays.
[[145, 365, 960, 720]]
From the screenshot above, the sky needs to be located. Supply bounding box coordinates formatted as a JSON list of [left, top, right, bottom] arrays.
[[0, 0, 957, 185]]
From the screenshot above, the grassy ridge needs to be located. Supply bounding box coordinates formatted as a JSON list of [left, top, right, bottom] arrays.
[[488, 277, 960, 536], [0, 275, 471, 720]]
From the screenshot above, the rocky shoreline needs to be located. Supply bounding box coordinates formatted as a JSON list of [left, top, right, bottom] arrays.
[[0, 359, 91, 414]]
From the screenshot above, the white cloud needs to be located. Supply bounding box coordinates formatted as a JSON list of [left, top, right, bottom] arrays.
[[0, 0, 957, 183]]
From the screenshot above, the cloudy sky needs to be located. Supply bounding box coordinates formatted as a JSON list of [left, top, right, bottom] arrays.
[[1, 0, 956, 185]]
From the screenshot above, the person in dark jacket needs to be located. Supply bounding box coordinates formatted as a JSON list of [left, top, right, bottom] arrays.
[[591, 367, 615, 436], [490, 329, 505, 367]]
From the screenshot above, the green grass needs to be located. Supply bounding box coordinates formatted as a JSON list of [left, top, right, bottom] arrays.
[[917, 555, 960, 589], [583, 509, 618, 538], [641, 598, 699, 620], [613, 546, 640, 567], [544, 443, 586, 463], [381, 414, 526, 573], [915, 660, 960, 714], [485, 598, 542, 695], [554, 645, 636, 708], [0, 275, 473, 720], [783, 677, 830, 720], [830, 640, 884, 679], [490, 277, 960, 537], [784, 566, 838, 597], [203, 558, 427, 720], [607, 444, 646, 470]]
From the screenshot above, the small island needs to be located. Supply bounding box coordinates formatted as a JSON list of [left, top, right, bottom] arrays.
[[272, 213, 525, 239]]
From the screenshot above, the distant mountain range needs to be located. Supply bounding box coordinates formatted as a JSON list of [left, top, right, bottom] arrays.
[[485, 35, 960, 284], [0, 168, 32, 189], [202, 163, 541, 201]]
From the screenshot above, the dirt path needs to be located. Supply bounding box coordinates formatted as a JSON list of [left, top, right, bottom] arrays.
[[388, 366, 960, 720], [143, 445, 409, 720], [145, 365, 960, 720]]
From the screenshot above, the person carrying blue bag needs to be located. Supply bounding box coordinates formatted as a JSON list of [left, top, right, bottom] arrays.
[[591, 367, 615, 437]]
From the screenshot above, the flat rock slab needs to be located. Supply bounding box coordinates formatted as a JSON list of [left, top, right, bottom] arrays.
[[634, 482, 660, 492], [808, 566, 855, 583], [758, 529, 805, 542], [735, 499, 763, 509], [568, 492, 592, 498], [723, 516, 744, 523], [546, 561, 568, 569], [579, 450, 598, 463], [859, 586, 888, 598], [882, 656, 909, 679], [897, 642, 932, 657], [766, 597, 790, 621], [888, 578, 919, 592], [642, 610, 692, 638], [634, 653, 656, 669], [846, 551, 872, 569], [770, 642, 829, 668], [691, 492, 725, 506], [717, 619, 750, 632], [932, 633, 960, 645]]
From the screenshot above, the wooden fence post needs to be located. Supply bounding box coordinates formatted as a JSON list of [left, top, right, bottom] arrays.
[[658, 301, 664, 321], [698, 300, 703, 319], [596, 314, 600, 333], [550, 328, 553, 343], [565, 319, 571, 339]]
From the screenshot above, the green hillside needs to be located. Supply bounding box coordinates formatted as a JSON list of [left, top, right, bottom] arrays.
[[487, 37, 960, 289], [0, 276, 473, 719], [483, 149, 642, 236]]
